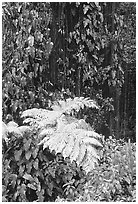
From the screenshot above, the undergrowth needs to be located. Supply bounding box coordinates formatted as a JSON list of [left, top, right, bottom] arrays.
[[2, 97, 136, 202], [56, 137, 136, 202], [2, 130, 87, 202]]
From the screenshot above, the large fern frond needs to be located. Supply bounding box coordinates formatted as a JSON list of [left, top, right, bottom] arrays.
[[51, 97, 99, 115], [39, 115, 102, 173], [20, 97, 102, 172], [21, 97, 98, 130], [21, 108, 61, 129]]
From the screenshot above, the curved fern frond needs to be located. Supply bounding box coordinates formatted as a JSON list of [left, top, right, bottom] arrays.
[[82, 137, 103, 147], [7, 121, 18, 128], [77, 143, 87, 164], [22, 108, 61, 130], [21, 108, 52, 120], [19, 97, 102, 172], [51, 97, 99, 115], [39, 117, 102, 173]]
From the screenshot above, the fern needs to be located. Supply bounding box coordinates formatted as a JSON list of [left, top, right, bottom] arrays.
[[21, 108, 61, 130], [38, 114, 102, 172], [18, 97, 102, 172], [51, 97, 99, 115]]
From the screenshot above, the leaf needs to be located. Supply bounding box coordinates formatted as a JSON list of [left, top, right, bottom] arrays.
[[19, 184, 26, 196], [23, 173, 34, 182], [27, 183, 36, 190], [70, 136, 80, 161], [37, 189, 44, 202], [83, 137, 102, 147], [14, 149, 22, 161], [9, 174, 17, 180], [62, 134, 75, 158], [28, 35, 34, 46], [25, 150, 32, 160], [46, 187, 52, 196], [8, 126, 22, 138], [83, 5, 90, 14], [26, 162, 32, 173], [32, 147, 39, 159], [77, 143, 87, 164], [19, 165, 25, 175], [33, 159, 39, 170], [24, 138, 32, 151], [87, 145, 100, 159]]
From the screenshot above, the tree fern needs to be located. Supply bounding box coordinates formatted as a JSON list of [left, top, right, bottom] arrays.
[[38, 114, 102, 173], [8, 97, 103, 172]]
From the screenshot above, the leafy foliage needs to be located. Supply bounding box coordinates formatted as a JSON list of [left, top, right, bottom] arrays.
[[39, 115, 102, 173], [2, 2, 136, 140], [2, 99, 136, 202], [56, 137, 136, 202], [2, 2, 53, 120], [2, 127, 88, 202], [19, 97, 102, 172]]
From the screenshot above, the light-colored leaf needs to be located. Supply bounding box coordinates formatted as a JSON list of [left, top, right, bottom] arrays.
[[14, 149, 22, 161], [70, 135, 80, 161], [8, 126, 22, 137], [62, 133, 76, 157], [83, 137, 102, 147], [25, 151, 32, 160], [23, 173, 34, 181], [27, 183, 36, 190], [33, 159, 39, 170], [24, 138, 32, 151], [77, 143, 87, 164], [7, 121, 18, 128]]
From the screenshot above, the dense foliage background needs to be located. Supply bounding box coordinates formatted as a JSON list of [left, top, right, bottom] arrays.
[[2, 2, 136, 141], [2, 2, 136, 202]]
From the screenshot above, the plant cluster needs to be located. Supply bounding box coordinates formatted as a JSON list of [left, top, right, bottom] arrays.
[[56, 136, 136, 202], [2, 129, 88, 202], [2, 101, 136, 202], [2, 98, 102, 202]]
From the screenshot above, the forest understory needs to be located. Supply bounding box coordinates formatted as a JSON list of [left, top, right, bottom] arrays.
[[2, 2, 136, 202]]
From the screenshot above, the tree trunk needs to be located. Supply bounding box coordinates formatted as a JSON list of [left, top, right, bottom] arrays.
[[123, 63, 128, 137], [76, 66, 81, 96]]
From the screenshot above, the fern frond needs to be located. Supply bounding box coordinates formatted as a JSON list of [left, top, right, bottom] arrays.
[[23, 118, 40, 127], [22, 108, 61, 130], [21, 108, 51, 119], [87, 145, 100, 160], [62, 133, 76, 158], [82, 137, 102, 147], [19, 97, 102, 172], [18, 126, 31, 134], [70, 135, 80, 161], [77, 143, 87, 164], [51, 97, 99, 115], [77, 119, 93, 130], [39, 128, 54, 137], [40, 118, 102, 172], [7, 121, 18, 128]]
